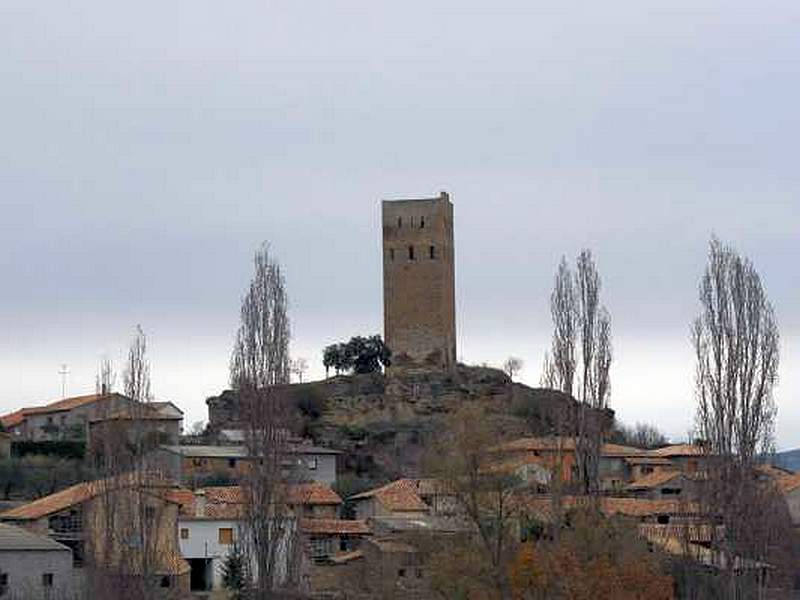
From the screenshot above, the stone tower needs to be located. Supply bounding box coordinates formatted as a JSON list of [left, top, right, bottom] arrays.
[[382, 191, 456, 371]]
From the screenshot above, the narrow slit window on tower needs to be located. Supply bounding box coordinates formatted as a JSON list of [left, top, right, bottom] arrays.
[[397, 217, 402, 228], [408, 245, 415, 260], [429, 245, 435, 259], [389, 248, 395, 261], [420, 216, 425, 229]]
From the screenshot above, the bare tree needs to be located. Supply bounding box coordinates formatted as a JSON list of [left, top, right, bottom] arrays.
[[692, 237, 787, 595], [290, 357, 309, 383], [693, 237, 779, 464], [95, 355, 116, 395], [612, 422, 668, 449], [123, 325, 151, 403], [426, 404, 520, 600], [545, 251, 612, 494], [572, 250, 612, 496], [549, 257, 577, 395], [502, 356, 524, 381], [86, 326, 174, 600], [538, 352, 558, 389], [230, 243, 301, 598], [231, 244, 291, 391]]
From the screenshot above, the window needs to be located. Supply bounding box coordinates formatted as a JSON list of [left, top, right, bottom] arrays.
[[397, 217, 402, 228], [180, 528, 189, 540], [417, 568, 423, 579], [160, 576, 171, 588], [420, 217, 425, 229], [42, 573, 53, 587], [408, 245, 414, 260], [228, 458, 237, 469], [219, 528, 234, 545], [307, 457, 318, 470], [398, 569, 406, 578], [144, 506, 156, 521], [0, 572, 8, 589], [429, 245, 435, 259], [192, 458, 203, 467], [656, 515, 670, 525], [389, 248, 395, 261]]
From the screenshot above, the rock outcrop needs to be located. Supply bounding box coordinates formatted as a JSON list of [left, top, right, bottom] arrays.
[[206, 365, 609, 484]]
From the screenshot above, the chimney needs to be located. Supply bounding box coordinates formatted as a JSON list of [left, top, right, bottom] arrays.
[[439, 190, 449, 201], [194, 490, 206, 518]]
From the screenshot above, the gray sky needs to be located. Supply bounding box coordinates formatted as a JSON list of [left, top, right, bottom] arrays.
[[1, 1, 797, 447]]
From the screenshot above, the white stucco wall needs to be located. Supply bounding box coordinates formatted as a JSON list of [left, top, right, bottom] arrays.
[[178, 518, 239, 589], [178, 517, 296, 590]]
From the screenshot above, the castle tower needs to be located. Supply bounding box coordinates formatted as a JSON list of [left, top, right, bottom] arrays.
[[382, 191, 456, 370]]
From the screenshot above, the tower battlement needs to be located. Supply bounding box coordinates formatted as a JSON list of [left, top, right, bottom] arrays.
[[382, 191, 456, 370]]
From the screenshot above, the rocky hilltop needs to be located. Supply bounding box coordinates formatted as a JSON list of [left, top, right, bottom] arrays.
[[206, 365, 608, 485]]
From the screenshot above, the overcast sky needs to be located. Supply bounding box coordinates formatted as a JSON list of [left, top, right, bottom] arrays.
[[0, 1, 797, 447]]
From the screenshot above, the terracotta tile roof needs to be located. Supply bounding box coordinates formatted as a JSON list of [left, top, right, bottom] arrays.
[[349, 480, 430, 513], [174, 483, 342, 519], [517, 495, 699, 521], [390, 478, 453, 496], [490, 437, 648, 458], [204, 486, 244, 504], [1, 481, 102, 520], [776, 473, 800, 494], [369, 538, 417, 553], [1, 475, 178, 521], [286, 483, 342, 506], [601, 443, 650, 457], [300, 518, 371, 535], [624, 457, 673, 466], [601, 497, 699, 518], [0, 409, 26, 429], [755, 464, 794, 480], [648, 444, 705, 458], [25, 393, 120, 415], [329, 549, 364, 564], [626, 470, 683, 490], [92, 403, 182, 422]]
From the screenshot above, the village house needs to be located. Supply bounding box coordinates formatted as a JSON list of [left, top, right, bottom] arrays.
[[775, 472, 800, 531], [625, 456, 675, 481], [308, 536, 432, 600], [626, 470, 699, 501], [648, 443, 706, 473], [0, 392, 183, 444], [170, 482, 366, 592], [489, 436, 655, 490], [87, 401, 183, 467], [349, 480, 432, 520], [0, 476, 190, 597], [518, 495, 700, 528], [0, 522, 75, 599], [156, 442, 340, 486], [0, 393, 135, 441]]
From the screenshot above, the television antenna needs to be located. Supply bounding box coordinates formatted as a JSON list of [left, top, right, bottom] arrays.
[[58, 364, 70, 399]]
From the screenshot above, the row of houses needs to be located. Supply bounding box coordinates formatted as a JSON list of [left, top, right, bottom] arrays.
[[2, 391, 799, 598], [0, 392, 184, 447]]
